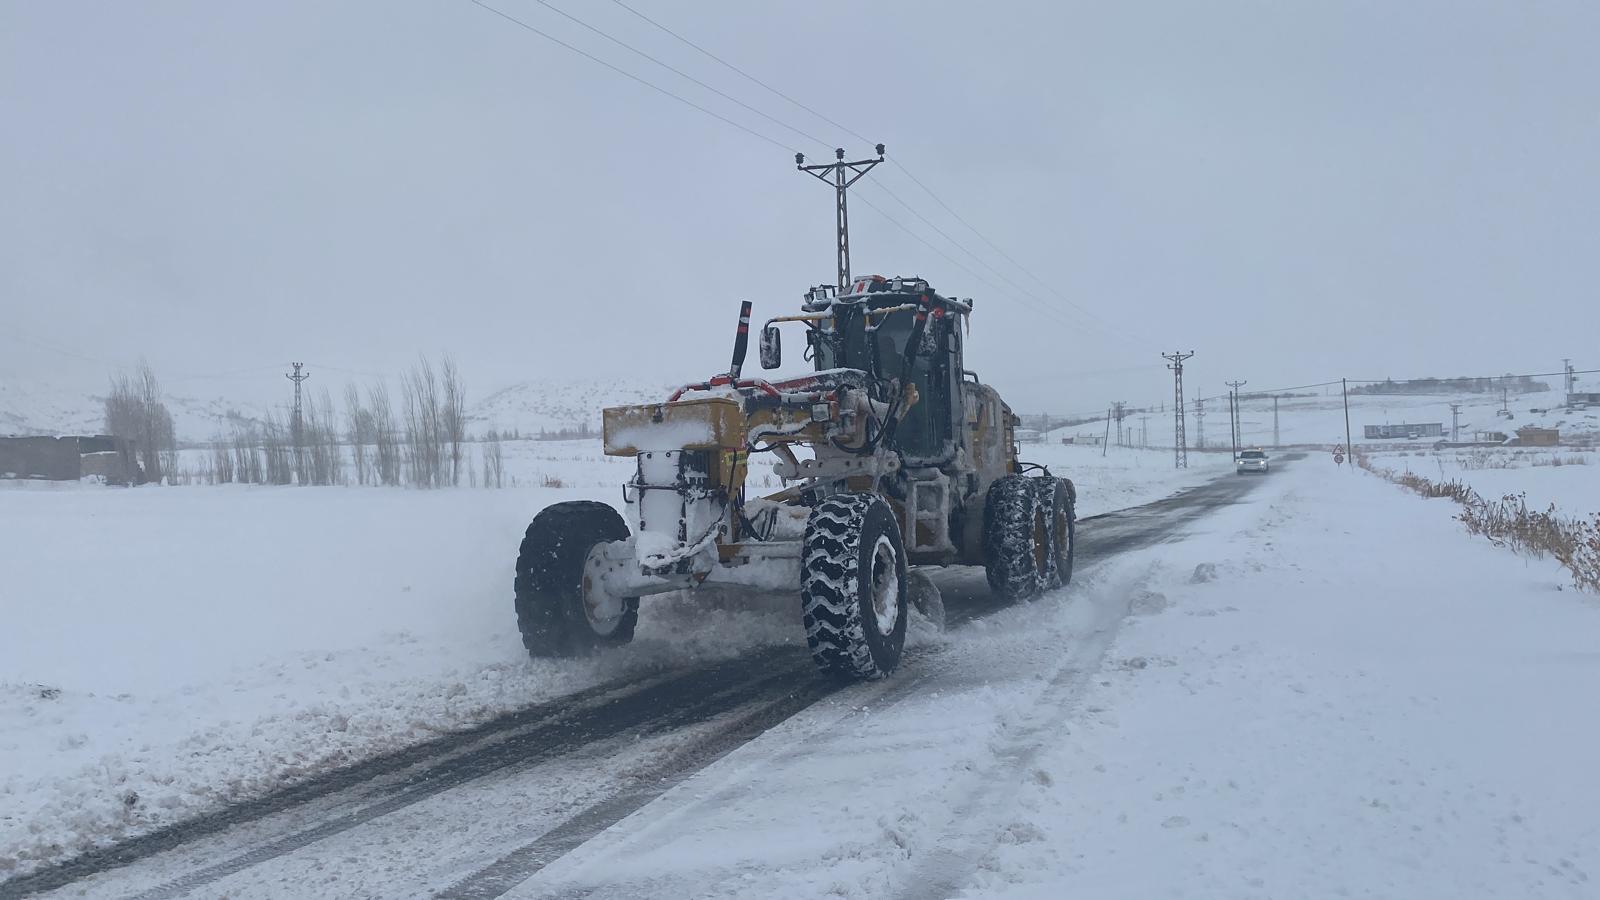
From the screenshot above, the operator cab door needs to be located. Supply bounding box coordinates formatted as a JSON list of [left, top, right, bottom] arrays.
[[891, 303, 961, 466]]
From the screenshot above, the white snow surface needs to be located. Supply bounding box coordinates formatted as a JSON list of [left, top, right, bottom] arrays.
[[8, 442, 1597, 895], [1366, 446, 1600, 517], [516, 459, 1600, 899], [0, 440, 1211, 880]]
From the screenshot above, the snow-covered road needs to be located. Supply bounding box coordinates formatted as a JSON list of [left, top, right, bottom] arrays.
[[5, 463, 1275, 899]]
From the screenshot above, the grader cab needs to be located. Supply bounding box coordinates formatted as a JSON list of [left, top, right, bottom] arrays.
[[513, 275, 1075, 680]]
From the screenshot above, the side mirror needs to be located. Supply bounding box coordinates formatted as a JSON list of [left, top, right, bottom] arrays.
[[759, 325, 781, 369]]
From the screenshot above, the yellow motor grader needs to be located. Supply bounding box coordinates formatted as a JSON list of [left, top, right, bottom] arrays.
[[513, 275, 1074, 679]]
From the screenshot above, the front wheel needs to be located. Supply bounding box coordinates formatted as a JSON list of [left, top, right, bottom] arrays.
[[514, 501, 638, 657], [801, 493, 908, 680]]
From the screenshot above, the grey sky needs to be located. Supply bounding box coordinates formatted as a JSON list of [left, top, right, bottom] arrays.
[[3, 0, 1597, 415]]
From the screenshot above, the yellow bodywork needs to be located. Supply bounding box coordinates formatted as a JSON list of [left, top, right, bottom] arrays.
[[602, 396, 828, 549]]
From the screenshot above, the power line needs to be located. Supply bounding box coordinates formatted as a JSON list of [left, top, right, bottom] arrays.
[[850, 193, 1091, 334], [466, 0, 795, 152], [862, 181, 1142, 343], [885, 160, 1136, 338], [606, 0, 874, 147], [476, 0, 1143, 343], [525, 0, 832, 150]]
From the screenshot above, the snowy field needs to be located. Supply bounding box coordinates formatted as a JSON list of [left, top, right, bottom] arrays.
[[1364, 446, 1600, 516], [1049, 386, 1600, 452], [0, 440, 1215, 878]]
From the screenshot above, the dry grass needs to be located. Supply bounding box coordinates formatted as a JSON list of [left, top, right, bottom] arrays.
[[1361, 455, 1600, 593], [1531, 454, 1590, 468]]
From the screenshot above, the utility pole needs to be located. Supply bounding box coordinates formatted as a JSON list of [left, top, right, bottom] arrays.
[[1194, 398, 1206, 449], [286, 362, 310, 449], [1112, 401, 1128, 447], [1227, 391, 1238, 458], [1449, 403, 1462, 443], [1163, 351, 1194, 469], [1226, 379, 1248, 457], [796, 144, 885, 291], [1272, 395, 1280, 448], [1564, 358, 1575, 405], [1342, 377, 1353, 463], [1101, 406, 1112, 457], [1140, 416, 1149, 448]]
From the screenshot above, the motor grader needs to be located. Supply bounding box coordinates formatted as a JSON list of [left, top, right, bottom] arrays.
[[513, 275, 1075, 680]]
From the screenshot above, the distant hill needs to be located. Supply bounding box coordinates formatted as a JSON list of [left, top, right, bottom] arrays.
[[1, 372, 671, 443], [468, 376, 672, 437], [0, 377, 267, 442]]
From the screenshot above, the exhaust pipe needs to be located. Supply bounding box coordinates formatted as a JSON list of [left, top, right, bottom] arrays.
[[729, 300, 752, 380]]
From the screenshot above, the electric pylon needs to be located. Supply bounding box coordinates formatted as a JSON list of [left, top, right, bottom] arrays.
[[796, 144, 885, 290], [1163, 351, 1194, 468]]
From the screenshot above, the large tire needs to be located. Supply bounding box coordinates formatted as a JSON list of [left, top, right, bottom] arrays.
[[801, 493, 908, 680], [984, 475, 1049, 601], [514, 501, 638, 657], [1038, 478, 1076, 589]]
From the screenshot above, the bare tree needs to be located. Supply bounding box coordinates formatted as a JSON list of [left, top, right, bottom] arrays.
[[211, 434, 235, 484], [442, 355, 467, 486], [481, 430, 505, 489], [402, 356, 446, 488], [345, 383, 372, 486], [293, 388, 343, 486], [104, 361, 177, 483], [262, 412, 293, 485], [368, 383, 401, 486], [232, 424, 262, 484], [321, 390, 344, 485]]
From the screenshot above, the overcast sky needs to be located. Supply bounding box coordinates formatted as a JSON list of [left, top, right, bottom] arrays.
[[3, 0, 1597, 415]]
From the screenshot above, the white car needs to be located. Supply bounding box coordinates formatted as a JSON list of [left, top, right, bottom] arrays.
[[1236, 449, 1269, 474]]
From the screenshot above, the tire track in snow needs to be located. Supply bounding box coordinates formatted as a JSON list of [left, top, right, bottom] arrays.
[[121, 652, 819, 900], [888, 576, 1137, 900]]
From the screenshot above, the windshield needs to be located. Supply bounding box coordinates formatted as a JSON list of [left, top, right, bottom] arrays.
[[815, 301, 949, 461], [815, 303, 915, 376], [1240, 450, 1266, 459]]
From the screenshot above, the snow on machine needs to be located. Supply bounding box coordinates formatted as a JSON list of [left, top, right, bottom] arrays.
[[513, 275, 1074, 679]]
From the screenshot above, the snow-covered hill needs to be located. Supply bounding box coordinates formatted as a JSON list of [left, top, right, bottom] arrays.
[[468, 376, 671, 436], [0, 372, 671, 443], [0, 377, 267, 442]]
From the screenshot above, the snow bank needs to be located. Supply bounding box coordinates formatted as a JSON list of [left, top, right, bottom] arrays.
[[969, 466, 1599, 898]]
